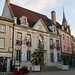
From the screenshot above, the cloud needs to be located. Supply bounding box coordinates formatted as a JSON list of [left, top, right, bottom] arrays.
[[71, 30, 75, 37], [11, 0, 58, 12]]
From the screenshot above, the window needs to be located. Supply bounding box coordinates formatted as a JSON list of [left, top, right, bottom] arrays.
[[63, 34, 65, 40], [50, 39, 53, 49], [68, 47, 70, 51], [17, 32, 22, 40], [56, 40, 59, 46], [27, 51, 31, 61], [50, 53, 54, 62], [0, 38, 5, 48], [67, 36, 69, 42], [25, 34, 32, 47], [22, 18, 26, 24], [0, 24, 6, 32], [57, 53, 60, 62], [50, 39, 53, 45], [53, 27, 55, 32], [64, 46, 65, 51], [16, 50, 21, 61]]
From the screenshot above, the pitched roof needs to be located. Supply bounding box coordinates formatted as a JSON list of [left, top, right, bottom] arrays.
[[10, 3, 52, 27]]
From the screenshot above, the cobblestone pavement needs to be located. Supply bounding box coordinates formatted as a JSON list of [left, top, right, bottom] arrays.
[[0, 69, 75, 75]]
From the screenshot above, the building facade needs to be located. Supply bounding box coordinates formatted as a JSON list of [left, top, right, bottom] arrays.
[[1, 0, 75, 72], [0, 16, 13, 72], [1, 0, 62, 71]]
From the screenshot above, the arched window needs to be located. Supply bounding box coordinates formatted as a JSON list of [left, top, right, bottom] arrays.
[[38, 35, 44, 49], [25, 34, 32, 47]]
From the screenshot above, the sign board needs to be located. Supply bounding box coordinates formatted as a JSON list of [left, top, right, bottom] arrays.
[[22, 44, 27, 61], [0, 53, 12, 57]]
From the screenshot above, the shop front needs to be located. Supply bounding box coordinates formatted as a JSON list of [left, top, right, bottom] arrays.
[[0, 52, 12, 72]]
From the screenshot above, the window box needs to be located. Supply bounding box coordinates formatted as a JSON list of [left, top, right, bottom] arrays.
[[16, 40, 22, 45], [50, 45, 56, 49]]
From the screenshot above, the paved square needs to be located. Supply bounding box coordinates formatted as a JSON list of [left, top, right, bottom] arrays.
[[27, 69, 75, 75]]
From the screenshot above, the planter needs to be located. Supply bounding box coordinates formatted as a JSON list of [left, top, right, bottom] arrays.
[[61, 65, 69, 70], [32, 65, 40, 71]]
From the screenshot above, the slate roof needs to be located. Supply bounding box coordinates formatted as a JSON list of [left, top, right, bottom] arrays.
[[9, 3, 61, 29]]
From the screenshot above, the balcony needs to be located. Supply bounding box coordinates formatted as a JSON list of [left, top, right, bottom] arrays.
[[50, 45, 56, 49], [56, 45, 61, 50], [26, 40, 31, 47]]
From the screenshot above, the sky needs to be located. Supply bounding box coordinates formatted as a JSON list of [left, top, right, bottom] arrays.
[[0, 0, 75, 36]]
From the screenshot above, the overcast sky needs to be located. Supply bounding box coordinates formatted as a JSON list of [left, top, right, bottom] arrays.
[[0, 0, 75, 36]]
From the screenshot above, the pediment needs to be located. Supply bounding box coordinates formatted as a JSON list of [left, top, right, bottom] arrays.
[[33, 19, 49, 32]]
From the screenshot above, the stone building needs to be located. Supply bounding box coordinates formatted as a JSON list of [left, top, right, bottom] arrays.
[[1, 0, 62, 71], [0, 16, 13, 71]]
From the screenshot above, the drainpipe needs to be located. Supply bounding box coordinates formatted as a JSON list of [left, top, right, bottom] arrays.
[[12, 22, 15, 71]]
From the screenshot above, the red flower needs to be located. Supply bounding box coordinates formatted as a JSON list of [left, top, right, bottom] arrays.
[[19, 68, 26, 74], [13, 68, 19, 74], [19, 40, 22, 44]]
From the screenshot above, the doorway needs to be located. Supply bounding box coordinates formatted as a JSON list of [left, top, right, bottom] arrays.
[[0, 57, 7, 72], [39, 52, 44, 67]]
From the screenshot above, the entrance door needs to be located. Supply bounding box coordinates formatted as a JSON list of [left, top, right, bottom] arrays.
[[39, 52, 44, 67], [3, 58, 7, 72], [0, 57, 7, 72]]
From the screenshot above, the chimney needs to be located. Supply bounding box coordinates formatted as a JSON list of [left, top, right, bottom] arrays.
[[51, 11, 56, 25], [6, 0, 10, 7]]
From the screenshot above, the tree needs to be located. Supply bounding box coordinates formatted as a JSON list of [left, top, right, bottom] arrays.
[[31, 51, 42, 65], [60, 54, 71, 65]]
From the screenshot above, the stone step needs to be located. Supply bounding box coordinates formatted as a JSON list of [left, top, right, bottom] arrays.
[[41, 66, 62, 71]]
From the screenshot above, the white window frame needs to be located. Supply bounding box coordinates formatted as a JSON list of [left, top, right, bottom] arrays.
[[0, 38, 5, 48], [17, 32, 22, 40], [0, 24, 6, 32]]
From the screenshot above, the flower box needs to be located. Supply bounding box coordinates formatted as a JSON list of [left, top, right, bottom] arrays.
[[16, 40, 22, 45]]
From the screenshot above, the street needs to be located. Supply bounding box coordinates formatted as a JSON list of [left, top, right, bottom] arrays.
[[0, 69, 75, 75]]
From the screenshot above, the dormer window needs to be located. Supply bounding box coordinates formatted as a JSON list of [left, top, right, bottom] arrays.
[[53, 27, 55, 32], [20, 16, 29, 27], [62, 26, 64, 30], [22, 18, 26, 25], [67, 28, 69, 33]]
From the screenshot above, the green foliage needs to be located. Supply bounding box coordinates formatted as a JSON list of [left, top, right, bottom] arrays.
[[31, 51, 42, 65], [60, 54, 71, 65]]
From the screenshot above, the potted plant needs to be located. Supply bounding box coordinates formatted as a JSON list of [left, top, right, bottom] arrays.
[[31, 51, 42, 71], [60, 54, 70, 70]]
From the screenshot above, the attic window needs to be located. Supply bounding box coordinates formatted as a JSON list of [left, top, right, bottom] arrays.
[[20, 16, 28, 26], [22, 18, 26, 24], [53, 27, 55, 32]]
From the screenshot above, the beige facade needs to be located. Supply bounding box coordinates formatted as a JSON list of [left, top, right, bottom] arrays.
[[0, 16, 13, 71], [12, 18, 61, 69], [1, 0, 62, 71]]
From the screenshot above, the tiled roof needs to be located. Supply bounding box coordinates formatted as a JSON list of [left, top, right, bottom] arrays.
[[10, 3, 52, 27]]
